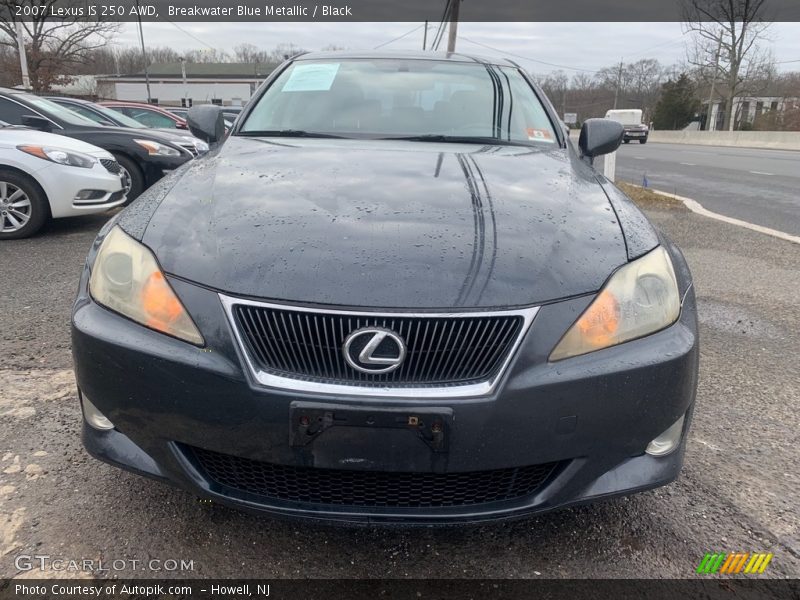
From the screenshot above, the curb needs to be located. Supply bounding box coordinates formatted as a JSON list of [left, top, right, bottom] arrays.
[[648, 188, 800, 245]]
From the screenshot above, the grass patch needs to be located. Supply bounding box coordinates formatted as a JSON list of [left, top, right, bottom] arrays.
[[616, 181, 686, 210]]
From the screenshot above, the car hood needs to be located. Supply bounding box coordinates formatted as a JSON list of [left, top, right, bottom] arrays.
[[65, 123, 186, 146], [138, 137, 627, 309], [0, 127, 113, 158]]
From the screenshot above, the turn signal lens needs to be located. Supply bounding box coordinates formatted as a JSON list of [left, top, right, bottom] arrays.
[[573, 289, 620, 348], [89, 226, 204, 345], [550, 246, 680, 361]]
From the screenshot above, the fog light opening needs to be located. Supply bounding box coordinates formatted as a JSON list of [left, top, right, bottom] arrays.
[[74, 189, 107, 202], [646, 415, 685, 457], [81, 393, 115, 431]]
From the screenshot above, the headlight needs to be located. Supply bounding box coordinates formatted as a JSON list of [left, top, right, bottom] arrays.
[[17, 145, 96, 168], [550, 246, 680, 361], [89, 226, 204, 345], [134, 139, 182, 157]]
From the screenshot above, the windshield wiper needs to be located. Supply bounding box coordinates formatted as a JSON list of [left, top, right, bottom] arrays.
[[236, 129, 348, 139], [379, 134, 527, 146]]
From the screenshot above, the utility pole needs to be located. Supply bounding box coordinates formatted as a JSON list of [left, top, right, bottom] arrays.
[[613, 59, 623, 109], [447, 0, 460, 53], [180, 57, 188, 107], [135, 0, 152, 103], [706, 37, 722, 131], [422, 20, 428, 50], [15, 21, 31, 90]]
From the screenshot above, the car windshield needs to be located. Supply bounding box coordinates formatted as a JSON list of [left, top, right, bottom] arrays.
[[19, 94, 99, 126], [94, 104, 147, 128], [239, 58, 557, 146]]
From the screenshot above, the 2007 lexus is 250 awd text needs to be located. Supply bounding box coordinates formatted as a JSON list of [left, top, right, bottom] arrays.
[[72, 51, 698, 525]]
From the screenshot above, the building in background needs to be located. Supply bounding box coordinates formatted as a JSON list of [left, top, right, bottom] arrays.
[[701, 84, 800, 131], [95, 62, 277, 106]]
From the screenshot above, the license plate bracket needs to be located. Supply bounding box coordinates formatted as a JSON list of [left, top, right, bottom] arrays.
[[290, 402, 452, 454]]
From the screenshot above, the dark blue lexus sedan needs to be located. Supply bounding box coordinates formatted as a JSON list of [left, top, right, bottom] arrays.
[[72, 51, 698, 524]]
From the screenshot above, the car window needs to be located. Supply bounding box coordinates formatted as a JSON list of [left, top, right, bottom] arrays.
[[0, 97, 32, 125], [18, 95, 98, 126], [119, 107, 177, 128], [240, 59, 557, 145], [61, 103, 109, 124], [93, 105, 146, 128]]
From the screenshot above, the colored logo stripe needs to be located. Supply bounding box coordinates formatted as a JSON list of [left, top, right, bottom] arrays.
[[697, 552, 773, 574]]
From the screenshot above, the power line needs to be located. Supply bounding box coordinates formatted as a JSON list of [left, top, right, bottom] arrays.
[[458, 36, 600, 73], [373, 24, 425, 49], [432, 0, 452, 51], [622, 35, 687, 62], [167, 21, 219, 52]]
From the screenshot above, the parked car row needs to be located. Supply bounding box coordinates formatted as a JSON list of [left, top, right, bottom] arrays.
[[0, 120, 125, 239], [0, 89, 225, 238]]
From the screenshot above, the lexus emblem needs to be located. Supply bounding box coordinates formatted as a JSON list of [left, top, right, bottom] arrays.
[[343, 327, 406, 374]]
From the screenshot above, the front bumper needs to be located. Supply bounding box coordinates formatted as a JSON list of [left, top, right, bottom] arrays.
[[141, 154, 192, 187], [72, 257, 699, 524], [35, 163, 124, 219], [623, 129, 649, 140]]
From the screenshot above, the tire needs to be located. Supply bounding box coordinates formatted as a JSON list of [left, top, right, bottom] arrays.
[[623, 139, 630, 144], [112, 153, 145, 205], [0, 170, 49, 240], [639, 138, 647, 144]]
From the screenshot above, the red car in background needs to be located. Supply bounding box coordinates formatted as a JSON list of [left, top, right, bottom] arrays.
[[100, 101, 188, 130]]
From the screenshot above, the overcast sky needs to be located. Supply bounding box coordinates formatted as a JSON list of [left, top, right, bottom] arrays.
[[114, 22, 800, 74]]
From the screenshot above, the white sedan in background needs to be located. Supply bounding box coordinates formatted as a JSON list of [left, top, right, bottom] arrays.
[[0, 122, 124, 239]]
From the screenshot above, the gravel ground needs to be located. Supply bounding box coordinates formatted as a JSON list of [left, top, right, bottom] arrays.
[[0, 203, 798, 580]]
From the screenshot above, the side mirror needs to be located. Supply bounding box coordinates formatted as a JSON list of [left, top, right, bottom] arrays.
[[187, 105, 224, 144], [21, 115, 53, 133], [579, 118, 623, 164]]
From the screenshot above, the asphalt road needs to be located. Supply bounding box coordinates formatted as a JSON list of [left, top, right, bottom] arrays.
[[1, 204, 799, 581], [613, 142, 800, 237]]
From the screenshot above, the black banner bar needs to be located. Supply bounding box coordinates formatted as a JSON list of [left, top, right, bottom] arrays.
[[1, 0, 800, 23], [1, 579, 799, 600]]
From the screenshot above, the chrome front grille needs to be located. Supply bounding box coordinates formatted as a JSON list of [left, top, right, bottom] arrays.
[[177, 142, 198, 156], [221, 296, 538, 397], [100, 159, 121, 174]]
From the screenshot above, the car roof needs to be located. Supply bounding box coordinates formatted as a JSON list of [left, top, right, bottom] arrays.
[[0, 87, 32, 96], [295, 50, 520, 68], [102, 101, 156, 107], [45, 96, 91, 104]]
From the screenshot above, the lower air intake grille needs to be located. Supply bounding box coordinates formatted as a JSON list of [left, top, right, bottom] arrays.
[[189, 446, 558, 508], [231, 304, 524, 387]]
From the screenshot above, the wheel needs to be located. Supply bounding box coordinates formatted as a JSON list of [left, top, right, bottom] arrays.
[[0, 170, 49, 240], [623, 139, 630, 144], [639, 138, 647, 144], [112, 153, 145, 204]]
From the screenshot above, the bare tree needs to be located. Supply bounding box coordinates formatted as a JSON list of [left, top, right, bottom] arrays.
[[682, 0, 774, 130], [267, 43, 306, 63], [183, 47, 231, 63], [539, 70, 569, 115], [0, 0, 119, 91], [234, 43, 268, 64]]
